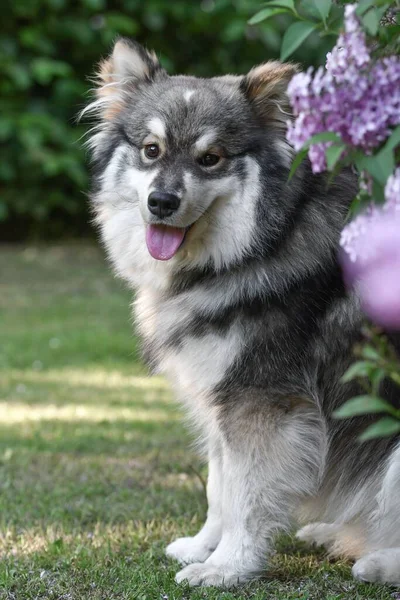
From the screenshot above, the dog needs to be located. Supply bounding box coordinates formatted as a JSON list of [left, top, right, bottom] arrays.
[[82, 38, 400, 588]]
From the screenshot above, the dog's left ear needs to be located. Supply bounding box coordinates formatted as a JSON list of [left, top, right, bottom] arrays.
[[241, 61, 298, 131]]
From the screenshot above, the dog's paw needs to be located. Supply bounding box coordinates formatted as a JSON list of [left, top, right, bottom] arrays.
[[352, 554, 382, 583], [175, 562, 253, 587], [296, 522, 338, 547], [166, 537, 214, 565], [352, 550, 400, 586]]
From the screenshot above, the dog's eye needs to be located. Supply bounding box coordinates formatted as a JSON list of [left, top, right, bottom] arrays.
[[199, 153, 220, 167], [144, 144, 160, 159]]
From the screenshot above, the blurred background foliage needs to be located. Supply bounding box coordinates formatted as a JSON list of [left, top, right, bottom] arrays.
[[1, 0, 334, 240]]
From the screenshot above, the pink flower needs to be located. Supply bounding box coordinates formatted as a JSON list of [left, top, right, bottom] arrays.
[[341, 170, 400, 329]]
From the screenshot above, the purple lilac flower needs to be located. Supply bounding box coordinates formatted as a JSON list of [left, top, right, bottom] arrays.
[[286, 4, 400, 173], [340, 170, 400, 329], [385, 167, 400, 210]]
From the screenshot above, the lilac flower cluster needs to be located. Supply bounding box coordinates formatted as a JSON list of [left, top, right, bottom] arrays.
[[340, 169, 400, 328], [286, 4, 400, 173]]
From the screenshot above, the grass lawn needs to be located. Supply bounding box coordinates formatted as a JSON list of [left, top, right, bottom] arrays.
[[0, 244, 396, 600]]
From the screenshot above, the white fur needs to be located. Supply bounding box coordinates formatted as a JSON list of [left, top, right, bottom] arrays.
[[184, 90, 195, 103], [149, 324, 245, 445], [147, 117, 166, 140], [79, 89, 124, 121], [175, 408, 326, 586], [113, 39, 151, 80], [194, 130, 218, 153], [296, 522, 343, 546], [181, 157, 260, 270], [353, 549, 400, 586], [100, 144, 129, 191], [167, 449, 222, 564], [367, 442, 400, 550], [79, 41, 156, 123], [161, 329, 242, 392]]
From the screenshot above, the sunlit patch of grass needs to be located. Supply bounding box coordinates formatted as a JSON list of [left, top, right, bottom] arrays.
[[0, 402, 177, 424], [0, 367, 175, 424], [4, 366, 169, 391], [0, 245, 395, 599]]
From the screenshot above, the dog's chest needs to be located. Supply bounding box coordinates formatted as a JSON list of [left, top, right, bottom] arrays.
[[134, 286, 242, 405]]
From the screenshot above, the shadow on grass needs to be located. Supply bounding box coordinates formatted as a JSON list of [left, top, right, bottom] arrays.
[[0, 417, 186, 455], [0, 409, 207, 531]]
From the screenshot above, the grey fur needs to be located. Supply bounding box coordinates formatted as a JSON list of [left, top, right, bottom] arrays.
[[83, 39, 400, 587]]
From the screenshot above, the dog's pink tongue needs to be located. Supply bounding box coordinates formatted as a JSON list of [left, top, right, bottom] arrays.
[[146, 224, 186, 260]]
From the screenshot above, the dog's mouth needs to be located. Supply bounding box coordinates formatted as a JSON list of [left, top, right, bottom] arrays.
[[145, 224, 192, 261]]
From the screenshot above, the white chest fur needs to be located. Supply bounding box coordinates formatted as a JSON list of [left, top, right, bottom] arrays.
[[135, 286, 243, 430]]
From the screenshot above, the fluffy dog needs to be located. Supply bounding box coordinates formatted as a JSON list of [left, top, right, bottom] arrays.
[[82, 39, 400, 587]]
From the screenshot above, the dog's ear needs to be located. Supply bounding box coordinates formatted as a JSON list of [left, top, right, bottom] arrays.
[[98, 38, 163, 87], [86, 38, 165, 121], [241, 61, 298, 131]]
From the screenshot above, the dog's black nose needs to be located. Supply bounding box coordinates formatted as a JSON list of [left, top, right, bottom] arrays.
[[148, 192, 180, 219]]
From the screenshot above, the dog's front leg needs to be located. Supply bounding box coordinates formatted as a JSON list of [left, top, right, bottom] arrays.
[[175, 400, 325, 587], [166, 441, 223, 564]]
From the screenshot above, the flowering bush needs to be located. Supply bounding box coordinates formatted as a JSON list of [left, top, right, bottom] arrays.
[[286, 5, 400, 173], [250, 0, 400, 438]]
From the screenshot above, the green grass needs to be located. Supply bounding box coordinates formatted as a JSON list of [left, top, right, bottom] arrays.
[[0, 244, 396, 599]]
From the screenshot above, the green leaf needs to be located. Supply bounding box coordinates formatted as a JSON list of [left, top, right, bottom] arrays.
[[326, 161, 344, 187], [105, 13, 139, 35], [341, 361, 374, 383], [0, 118, 13, 141], [359, 417, 400, 441], [280, 21, 318, 61], [375, 4, 391, 22], [248, 7, 289, 25], [222, 20, 245, 42], [370, 368, 386, 393], [31, 58, 72, 85], [361, 345, 381, 361], [372, 179, 386, 204], [288, 148, 307, 181], [356, 0, 376, 17], [334, 395, 394, 419], [263, 0, 296, 11], [302, 131, 342, 149], [0, 201, 9, 220], [356, 0, 389, 16], [325, 143, 346, 170], [362, 8, 380, 35], [355, 150, 395, 186], [382, 125, 400, 153], [288, 132, 343, 180], [6, 64, 31, 89], [310, 0, 331, 23]]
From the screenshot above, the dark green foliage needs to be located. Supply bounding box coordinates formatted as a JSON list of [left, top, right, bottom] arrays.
[[1, 0, 331, 238]]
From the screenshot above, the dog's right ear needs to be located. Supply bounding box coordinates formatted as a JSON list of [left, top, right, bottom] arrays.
[[98, 38, 164, 88], [84, 38, 165, 121]]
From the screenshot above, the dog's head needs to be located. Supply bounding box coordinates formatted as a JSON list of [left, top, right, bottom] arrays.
[[83, 39, 297, 288]]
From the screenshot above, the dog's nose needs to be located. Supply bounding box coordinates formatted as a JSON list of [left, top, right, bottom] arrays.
[[147, 192, 180, 219]]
